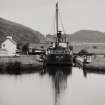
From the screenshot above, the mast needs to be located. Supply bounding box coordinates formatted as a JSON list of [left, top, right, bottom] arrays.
[[56, 2, 61, 43], [56, 2, 58, 34]]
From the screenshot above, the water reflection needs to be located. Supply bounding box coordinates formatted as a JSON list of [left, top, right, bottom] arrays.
[[46, 66, 72, 105], [1, 66, 105, 105]]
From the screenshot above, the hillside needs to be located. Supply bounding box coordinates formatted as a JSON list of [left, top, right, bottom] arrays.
[[0, 17, 45, 45], [70, 30, 105, 43], [46, 30, 105, 43]]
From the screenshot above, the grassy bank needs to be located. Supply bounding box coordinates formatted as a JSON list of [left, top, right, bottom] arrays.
[[72, 43, 105, 54], [0, 55, 42, 64], [0, 55, 43, 75], [84, 56, 105, 70]]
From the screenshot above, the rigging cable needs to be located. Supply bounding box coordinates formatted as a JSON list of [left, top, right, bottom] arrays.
[[58, 10, 66, 34]]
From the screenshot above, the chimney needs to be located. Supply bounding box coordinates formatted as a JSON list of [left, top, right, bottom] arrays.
[[6, 36, 12, 39]]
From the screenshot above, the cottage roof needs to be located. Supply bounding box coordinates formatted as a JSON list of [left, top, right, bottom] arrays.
[[2, 37, 17, 45], [8, 38, 17, 45]]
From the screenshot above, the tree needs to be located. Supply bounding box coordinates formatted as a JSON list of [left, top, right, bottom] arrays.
[[22, 43, 29, 54], [17, 43, 22, 50], [79, 49, 88, 55]]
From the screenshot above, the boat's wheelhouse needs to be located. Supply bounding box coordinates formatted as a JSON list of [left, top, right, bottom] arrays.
[[46, 47, 71, 55]]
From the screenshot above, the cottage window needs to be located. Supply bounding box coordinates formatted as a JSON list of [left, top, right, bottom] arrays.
[[3, 44, 5, 47]]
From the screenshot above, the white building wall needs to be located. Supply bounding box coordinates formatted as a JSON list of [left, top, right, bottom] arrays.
[[1, 39, 17, 54]]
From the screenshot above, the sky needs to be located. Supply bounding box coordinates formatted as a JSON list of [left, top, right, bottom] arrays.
[[0, 0, 105, 35]]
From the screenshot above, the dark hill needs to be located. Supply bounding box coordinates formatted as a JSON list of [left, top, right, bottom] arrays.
[[70, 30, 105, 43], [0, 17, 45, 44]]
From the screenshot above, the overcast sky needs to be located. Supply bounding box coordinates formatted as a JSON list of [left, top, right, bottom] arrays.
[[0, 0, 105, 35]]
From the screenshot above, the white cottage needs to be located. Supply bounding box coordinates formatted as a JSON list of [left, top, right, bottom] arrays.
[[1, 36, 17, 54]]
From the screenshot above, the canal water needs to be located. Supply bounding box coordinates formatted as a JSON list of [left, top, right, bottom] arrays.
[[0, 67, 105, 105]]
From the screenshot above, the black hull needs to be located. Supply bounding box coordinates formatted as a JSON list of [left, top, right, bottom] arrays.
[[46, 54, 73, 66], [46, 66, 72, 76]]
